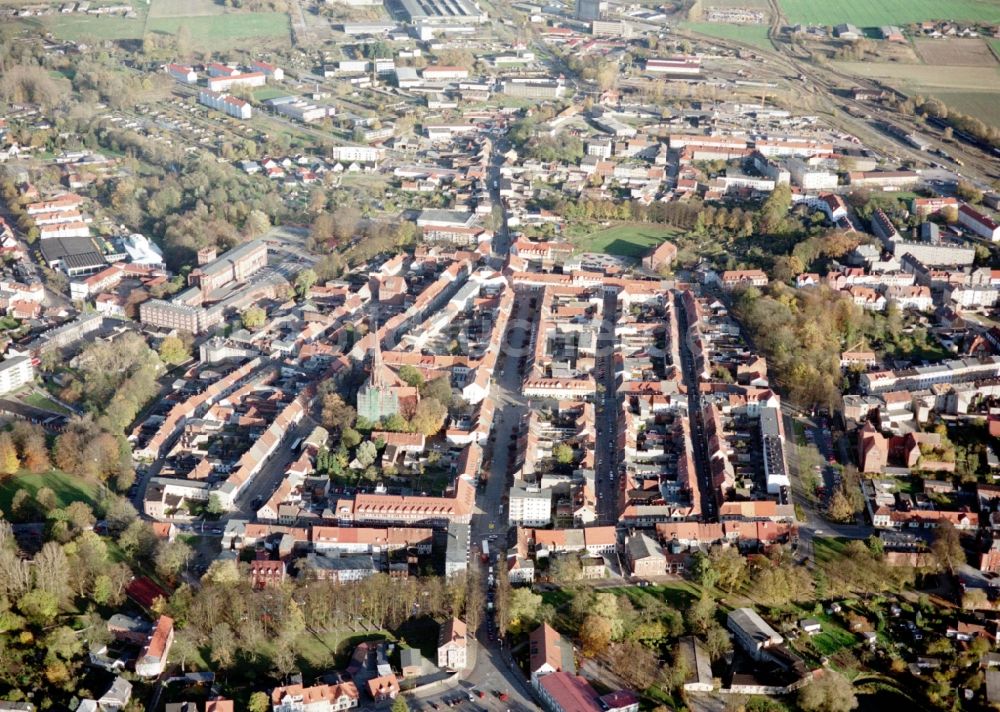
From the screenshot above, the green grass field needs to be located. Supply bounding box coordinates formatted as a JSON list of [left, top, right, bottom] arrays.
[[42, 15, 145, 41], [779, 0, 1000, 25], [148, 0, 224, 18], [147, 12, 290, 49], [932, 90, 1000, 128], [680, 22, 774, 51], [21, 392, 72, 416], [0, 470, 101, 514], [253, 86, 288, 102], [574, 224, 681, 258]]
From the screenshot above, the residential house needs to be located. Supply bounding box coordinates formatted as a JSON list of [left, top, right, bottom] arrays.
[[438, 618, 468, 670], [135, 615, 174, 677], [366, 674, 400, 702], [270, 682, 359, 712], [529, 623, 576, 687], [626, 532, 666, 578]]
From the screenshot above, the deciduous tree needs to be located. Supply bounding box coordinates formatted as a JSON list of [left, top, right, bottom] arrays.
[[0, 432, 19, 474], [798, 669, 857, 712]]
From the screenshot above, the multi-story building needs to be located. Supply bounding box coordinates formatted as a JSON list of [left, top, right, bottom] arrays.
[[303, 553, 377, 583], [501, 79, 566, 99], [0, 356, 34, 395], [328, 145, 384, 163], [437, 618, 468, 670], [138, 299, 206, 334], [341, 477, 476, 527], [135, 616, 174, 677], [727, 608, 783, 661], [509, 482, 553, 527], [188, 240, 268, 295], [251, 60, 284, 81], [760, 407, 789, 494], [271, 682, 359, 712], [206, 71, 266, 92], [959, 204, 1000, 241], [166, 63, 197, 83], [625, 532, 665, 577], [575, 0, 605, 21], [198, 89, 252, 119], [529, 623, 576, 687]]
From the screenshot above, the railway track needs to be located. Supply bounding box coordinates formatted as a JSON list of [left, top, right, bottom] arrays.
[[676, 3, 998, 184]]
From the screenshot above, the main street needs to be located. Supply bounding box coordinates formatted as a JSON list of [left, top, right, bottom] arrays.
[[422, 142, 541, 710], [673, 291, 718, 522], [595, 292, 621, 524]]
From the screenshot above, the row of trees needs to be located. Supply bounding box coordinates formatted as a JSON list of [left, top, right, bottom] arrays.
[[162, 568, 472, 679]]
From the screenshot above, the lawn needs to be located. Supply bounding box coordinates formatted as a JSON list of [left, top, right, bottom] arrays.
[[680, 22, 774, 51], [253, 86, 289, 102], [779, 0, 1000, 25], [0, 470, 101, 513], [146, 12, 291, 50], [605, 580, 702, 610], [812, 536, 847, 565], [574, 224, 681, 258], [21, 392, 72, 416], [809, 620, 858, 656]]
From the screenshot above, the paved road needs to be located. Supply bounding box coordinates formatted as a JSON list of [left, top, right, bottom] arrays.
[[442, 148, 539, 711], [781, 407, 873, 564], [595, 291, 621, 525], [673, 291, 717, 521]]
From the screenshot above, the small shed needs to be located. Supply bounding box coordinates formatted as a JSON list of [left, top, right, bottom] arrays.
[[799, 618, 822, 635]]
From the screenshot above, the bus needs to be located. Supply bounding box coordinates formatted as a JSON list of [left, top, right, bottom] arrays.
[[481, 540, 489, 564]]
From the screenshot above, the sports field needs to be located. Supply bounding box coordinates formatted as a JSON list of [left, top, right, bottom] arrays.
[[779, 0, 1000, 26], [574, 224, 681, 258], [680, 22, 773, 51]]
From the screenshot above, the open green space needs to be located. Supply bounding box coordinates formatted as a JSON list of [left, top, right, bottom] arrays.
[[605, 580, 702, 609], [147, 12, 291, 49], [809, 619, 859, 656], [148, 0, 225, 18], [21, 392, 72, 416], [929, 90, 1000, 129], [779, 0, 1000, 26], [42, 15, 145, 41], [253, 86, 288, 102], [574, 224, 682, 258], [680, 22, 774, 51], [0, 470, 101, 514]]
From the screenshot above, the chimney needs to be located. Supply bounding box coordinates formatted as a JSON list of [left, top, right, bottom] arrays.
[[197, 247, 217, 265]]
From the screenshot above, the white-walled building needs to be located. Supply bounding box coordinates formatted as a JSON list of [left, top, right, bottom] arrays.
[[199, 89, 252, 119], [509, 482, 553, 527]]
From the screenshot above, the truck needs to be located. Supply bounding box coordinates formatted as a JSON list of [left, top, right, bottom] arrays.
[[481, 540, 489, 564]]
